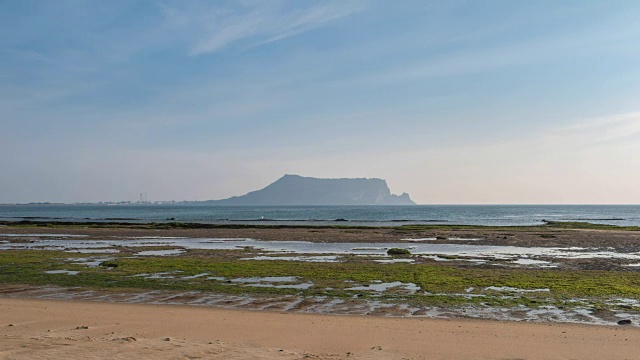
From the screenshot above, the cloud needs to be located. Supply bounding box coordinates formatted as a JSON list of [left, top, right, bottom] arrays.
[[553, 111, 640, 146], [188, 1, 363, 55]]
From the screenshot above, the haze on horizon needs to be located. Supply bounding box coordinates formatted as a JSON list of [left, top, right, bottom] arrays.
[[1, 1, 640, 205]]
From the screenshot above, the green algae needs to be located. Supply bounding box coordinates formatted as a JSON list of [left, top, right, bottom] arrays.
[[1, 250, 640, 309]]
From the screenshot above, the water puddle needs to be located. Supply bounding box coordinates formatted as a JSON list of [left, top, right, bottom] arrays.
[[245, 283, 314, 289], [182, 273, 210, 279], [403, 237, 483, 242], [242, 255, 340, 262], [231, 276, 300, 283], [136, 249, 184, 256], [65, 249, 121, 254], [3, 237, 640, 264], [374, 258, 415, 263], [606, 298, 640, 307], [44, 270, 79, 275], [347, 281, 420, 293], [0, 234, 88, 238], [134, 271, 182, 279], [484, 286, 550, 293], [511, 259, 552, 266], [129, 236, 187, 239], [69, 257, 114, 267], [422, 255, 453, 262], [228, 276, 314, 289]]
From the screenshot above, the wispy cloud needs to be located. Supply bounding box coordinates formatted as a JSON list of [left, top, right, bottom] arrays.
[[555, 112, 640, 145], [186, 1, 363, 55]]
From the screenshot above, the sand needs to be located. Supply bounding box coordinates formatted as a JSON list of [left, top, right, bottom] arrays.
[[1, 298, 639, 359]]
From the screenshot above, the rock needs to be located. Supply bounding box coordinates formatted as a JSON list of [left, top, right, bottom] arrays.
[[164, 337, 171, 341], [617, 319, 632, 325], [387, 248, 411, 256], [8, 324, 13, 327], [75, 326, 89, 330]]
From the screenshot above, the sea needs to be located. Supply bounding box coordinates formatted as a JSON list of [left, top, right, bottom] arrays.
[[0, 205, 638, 227]]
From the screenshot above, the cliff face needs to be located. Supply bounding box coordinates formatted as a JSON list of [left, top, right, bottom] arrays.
[[207, 175, 416, 205]]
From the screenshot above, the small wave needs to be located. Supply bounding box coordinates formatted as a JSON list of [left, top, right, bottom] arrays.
[[558, 218, 625, 221], [223, 218, 450, 223], [102, 218, 141, 221]]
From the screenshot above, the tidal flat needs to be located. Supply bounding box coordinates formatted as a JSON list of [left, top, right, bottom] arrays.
[[1, 221, 640, 326]]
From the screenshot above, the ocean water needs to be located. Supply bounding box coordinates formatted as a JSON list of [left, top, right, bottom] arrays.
[[0, 205, 638, 227]]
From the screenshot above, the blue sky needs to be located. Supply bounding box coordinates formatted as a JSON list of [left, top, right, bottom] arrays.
[[2, 0, 640, 204]]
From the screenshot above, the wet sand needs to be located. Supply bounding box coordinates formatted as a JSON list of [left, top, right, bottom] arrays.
[[1, 298, 639, 359]]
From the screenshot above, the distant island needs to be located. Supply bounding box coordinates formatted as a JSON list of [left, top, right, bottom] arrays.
[[203, 174, 416, 206]]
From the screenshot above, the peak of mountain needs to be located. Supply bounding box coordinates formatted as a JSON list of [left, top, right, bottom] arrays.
[[205, 175, 416, 206]]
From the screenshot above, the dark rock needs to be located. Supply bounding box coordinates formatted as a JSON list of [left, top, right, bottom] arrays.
[[618, 319, 632, 325], [387, 248, 411, 256]]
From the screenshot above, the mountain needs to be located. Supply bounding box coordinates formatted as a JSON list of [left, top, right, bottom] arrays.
[[204, 175, 416, 206]]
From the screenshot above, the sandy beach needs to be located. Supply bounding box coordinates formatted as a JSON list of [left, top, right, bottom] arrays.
[[1, 297, 640, 359]]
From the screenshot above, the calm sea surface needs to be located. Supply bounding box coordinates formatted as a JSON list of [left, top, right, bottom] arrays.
[[0, 205, 638, 227]]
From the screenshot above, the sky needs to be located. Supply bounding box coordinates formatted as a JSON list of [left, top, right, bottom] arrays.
[[1, 0, 640, 204]]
